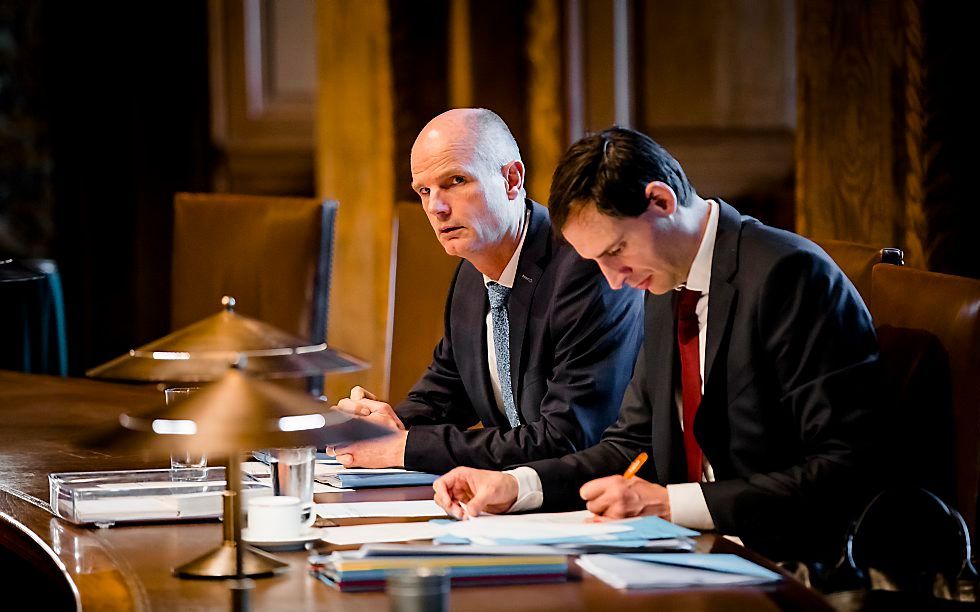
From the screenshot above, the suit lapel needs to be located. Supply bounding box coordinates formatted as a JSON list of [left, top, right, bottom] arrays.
[[648, 292, 678, 485], [702, 200, 742, 400], [507, 202, 550, 409], [454, 261, 502, 425]]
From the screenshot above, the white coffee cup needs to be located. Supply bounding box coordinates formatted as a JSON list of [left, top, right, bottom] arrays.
[[246, 495, 314, 540]]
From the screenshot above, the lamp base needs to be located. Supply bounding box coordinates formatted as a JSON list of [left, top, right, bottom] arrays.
[[173, 541, 288, 578]]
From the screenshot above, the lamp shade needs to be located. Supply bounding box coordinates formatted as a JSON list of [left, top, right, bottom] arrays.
[[87, 368, 391, 456], [85, 296, 366, 381]]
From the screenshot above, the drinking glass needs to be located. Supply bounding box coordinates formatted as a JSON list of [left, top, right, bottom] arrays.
[[164, 387, 207, 478]]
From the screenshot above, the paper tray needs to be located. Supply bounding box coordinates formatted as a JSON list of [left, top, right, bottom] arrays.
[[49, 467, 271, 526]]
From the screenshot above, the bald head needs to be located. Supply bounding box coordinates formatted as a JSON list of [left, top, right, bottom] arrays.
[[409, 108, 528, 278], [412, 108, 522, 179]]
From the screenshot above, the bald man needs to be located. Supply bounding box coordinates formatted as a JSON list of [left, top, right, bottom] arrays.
[[329, 108, 643, 474]]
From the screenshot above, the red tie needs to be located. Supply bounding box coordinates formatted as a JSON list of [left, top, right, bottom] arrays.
[[677, 288, 703, 483]]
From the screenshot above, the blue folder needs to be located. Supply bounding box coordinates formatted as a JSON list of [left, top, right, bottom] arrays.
[[320, 472, 438, 488]]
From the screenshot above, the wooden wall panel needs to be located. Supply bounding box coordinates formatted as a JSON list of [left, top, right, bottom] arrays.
[[526, 0, 567, 204], [316, 0, 396, 401], [795, 0, 908, 256], [388, 204, 461, 405], [635, 0, 796, 227], [639, 0, 795, 130], [797, 0, 975, 277], [209, 0, 316, 196]]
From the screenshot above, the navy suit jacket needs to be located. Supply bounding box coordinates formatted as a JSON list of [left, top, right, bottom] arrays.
[[397, 201, 644, 474], [526, 201, 882, 561]]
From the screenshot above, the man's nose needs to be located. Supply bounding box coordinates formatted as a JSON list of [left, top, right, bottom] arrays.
[[425, 191, 451, 217], [597, 262, 626, 290]]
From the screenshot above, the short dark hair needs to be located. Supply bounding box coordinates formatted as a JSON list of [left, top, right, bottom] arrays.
[[548, 127, 694, 232]]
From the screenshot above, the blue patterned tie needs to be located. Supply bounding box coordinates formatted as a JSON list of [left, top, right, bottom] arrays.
[[487, 282, 520, 427]]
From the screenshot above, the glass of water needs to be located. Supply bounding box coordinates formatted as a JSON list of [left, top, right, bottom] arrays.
[[268, 446, 316, 525], [164, 387, 207, 478]]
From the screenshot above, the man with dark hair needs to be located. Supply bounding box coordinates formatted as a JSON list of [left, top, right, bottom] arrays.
[[434, 126, 881, 561], [327, 111, 644, 474]]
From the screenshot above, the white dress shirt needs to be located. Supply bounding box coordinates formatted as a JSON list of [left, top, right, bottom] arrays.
[[481, 209, 530, 419], [506, 201, 720, 532]]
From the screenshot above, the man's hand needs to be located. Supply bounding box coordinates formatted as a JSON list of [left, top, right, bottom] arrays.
[[333, 386, 405, 431], [433, 467, 519, 519], [579, 475, 671, 521], [327, 428, 407, 468]]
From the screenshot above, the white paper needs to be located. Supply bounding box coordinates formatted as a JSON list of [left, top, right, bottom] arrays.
[[314, 500, 448, 519], [318, 521, 446, 545], [444, 510, 630, 543]]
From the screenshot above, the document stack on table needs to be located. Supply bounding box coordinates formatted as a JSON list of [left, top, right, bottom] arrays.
[[315, 509, 697, 552], [309, 544, 570, 592], [433, 510, 698, 552], [246, 452, 439, 490]]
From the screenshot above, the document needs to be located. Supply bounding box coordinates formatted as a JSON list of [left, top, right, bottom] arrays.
[[345, 543, 573, 557], [443, 510, 632, 544], [314, 500, 448, 519], [438, 510, 697, 545], [576, 553, 781, 589], [318, 521, 446, 545]]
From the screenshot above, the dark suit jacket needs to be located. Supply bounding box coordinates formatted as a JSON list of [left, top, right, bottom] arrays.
[[526, 201, 882, 561], [397, 201, 644, 474]]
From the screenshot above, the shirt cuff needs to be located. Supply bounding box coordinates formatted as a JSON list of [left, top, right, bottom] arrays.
[[666, 482, 715, 530], [503, 467, 544, 512]]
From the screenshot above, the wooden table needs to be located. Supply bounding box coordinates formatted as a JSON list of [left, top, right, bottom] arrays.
[[0, 371, 831, 610]]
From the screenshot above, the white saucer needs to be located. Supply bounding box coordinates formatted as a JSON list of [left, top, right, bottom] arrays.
[[242, 527, 323, 550]]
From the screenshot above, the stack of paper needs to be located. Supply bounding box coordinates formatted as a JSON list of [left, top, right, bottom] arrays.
[[309, 549, 568, 592], [576, 554, 781, 589], [316, 509, 698, 552]]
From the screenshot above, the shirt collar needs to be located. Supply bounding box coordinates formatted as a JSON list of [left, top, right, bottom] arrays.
[[679, 199, 719, 295], [483, 208, 530, 290]]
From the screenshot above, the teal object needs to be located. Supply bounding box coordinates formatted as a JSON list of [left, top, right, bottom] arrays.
[[0, 259, 68, 376]]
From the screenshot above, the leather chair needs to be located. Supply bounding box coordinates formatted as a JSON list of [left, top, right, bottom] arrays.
[[815, 238, 904, 305], [170, 193, 337, 394], [821, 488, 978, 610], [870, 265, 980, 543]]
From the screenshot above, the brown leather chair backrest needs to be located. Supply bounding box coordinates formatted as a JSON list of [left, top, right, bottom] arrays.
[[171, 193, 335, 344], [871, 264, 980, 540], [816, 239, 904, 305]]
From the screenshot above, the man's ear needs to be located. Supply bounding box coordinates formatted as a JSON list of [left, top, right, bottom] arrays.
[[504, 160, 525, 200], [644, 181, 677, 217]]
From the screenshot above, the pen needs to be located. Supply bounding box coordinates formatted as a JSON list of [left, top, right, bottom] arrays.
[[623, 451, 648, 480]]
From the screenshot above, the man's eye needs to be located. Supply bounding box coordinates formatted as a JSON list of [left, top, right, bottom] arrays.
[[450, 176, 465, 185], [418, 187, 430, 196], [608, 244, 624, 257]]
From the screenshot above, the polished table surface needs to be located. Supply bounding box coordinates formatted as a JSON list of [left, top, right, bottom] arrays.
[[0, 371, 831, 611]]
